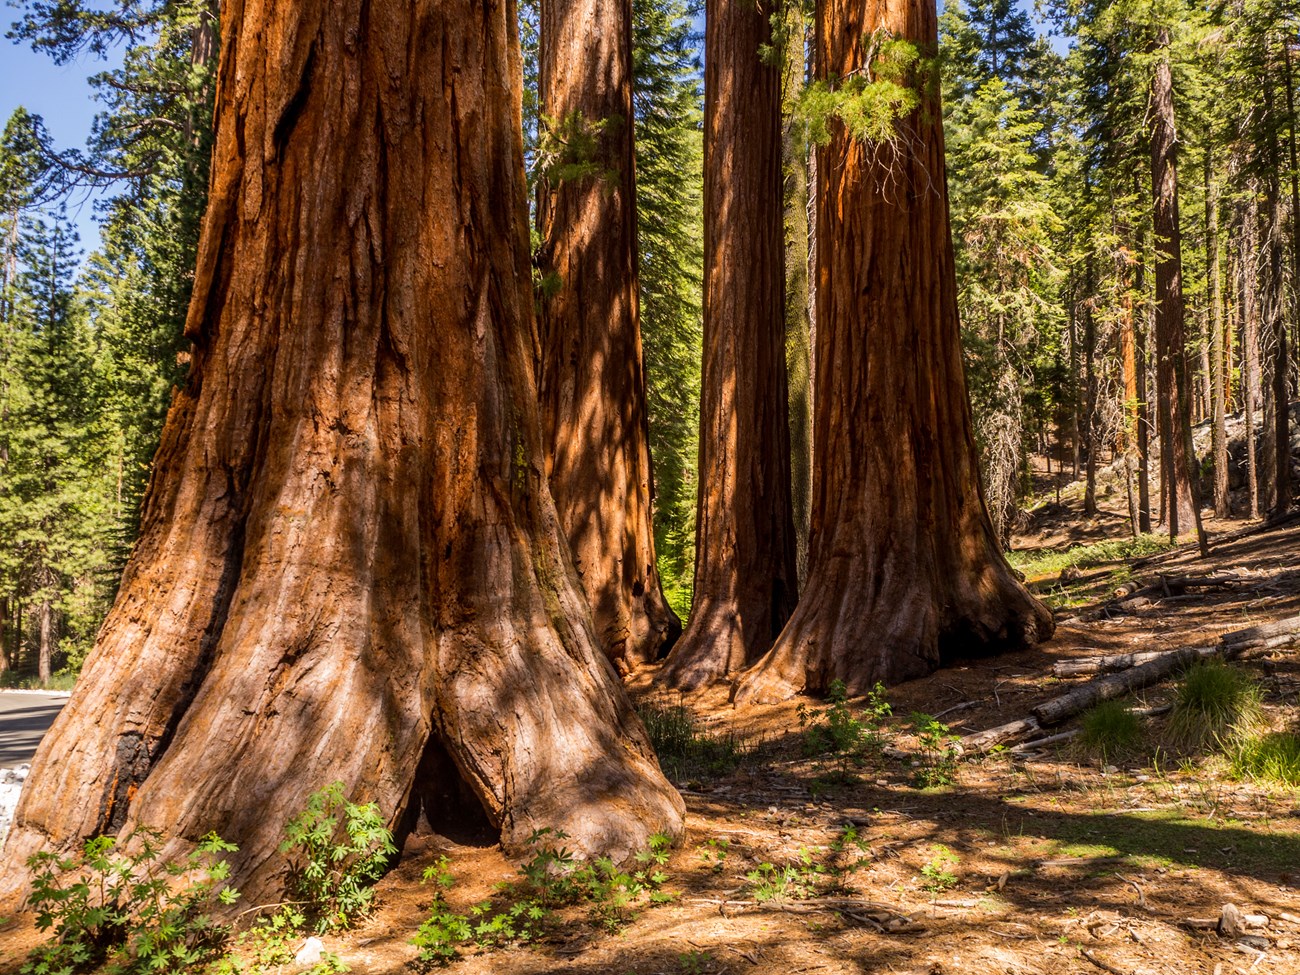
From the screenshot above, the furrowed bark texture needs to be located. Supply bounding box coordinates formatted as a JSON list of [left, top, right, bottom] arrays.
[[731, 0, 1053, 704], [0, 0, 683, 907], [660, 0, 798, 690], [535, 0, 679, 671], [1149, 35, 1205, 548]]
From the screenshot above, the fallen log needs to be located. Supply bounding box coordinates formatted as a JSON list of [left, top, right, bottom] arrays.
[[1221, 614, 1300, 650], [1033, 647, 1215, 725], [960, 717, 1041, 754], [1055, 615, 1300, 678], [1054, 650, 1172, 678], [953, 615, 1298, 753]]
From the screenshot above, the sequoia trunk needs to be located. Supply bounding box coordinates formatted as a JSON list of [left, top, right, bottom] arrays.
[[0, 0, 683, 907], [660, 0, 798, 689], [535, 0, 679, 670], [732, 0, 1053, 703], [1149, 32, 1207, 551]]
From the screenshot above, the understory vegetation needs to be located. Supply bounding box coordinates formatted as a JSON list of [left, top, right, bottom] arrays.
[[18, 628, 1295, 974]]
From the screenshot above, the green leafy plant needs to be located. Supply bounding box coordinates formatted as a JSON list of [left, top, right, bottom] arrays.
[[797, 680, 891, 785], [697, 837, 729, 874], [410, 830, 675, 966], [678, 949, 715, 974], [212, 906, 348, 975], [23, 829, 239, 975], [910, 713, 961, 787], [822, 824, 873, 894], [1077, 699, 1143, 763], [1168, 661, 1264, 751], [919, 844, 959, 892], [280, 782, 396, 933]]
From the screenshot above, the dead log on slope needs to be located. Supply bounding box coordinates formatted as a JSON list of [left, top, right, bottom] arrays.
[[1032, 647, 1216, 725]]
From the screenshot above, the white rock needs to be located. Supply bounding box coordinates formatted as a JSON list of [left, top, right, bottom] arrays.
[[295, 936, 325, 965]]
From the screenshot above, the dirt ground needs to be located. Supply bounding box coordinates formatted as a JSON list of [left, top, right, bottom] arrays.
[[2, 509, 1298, 975]]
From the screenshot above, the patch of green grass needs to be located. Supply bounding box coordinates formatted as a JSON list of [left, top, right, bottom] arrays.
[[1007, 534, 1175, 581], [0, 671, 77, 691], [637, 701, 756, 782], [1229, 733, 1300, 786], [1077, 700, 1143, 763], [1040, 808, 1299, 875], [1167, 661, 1264, 751]]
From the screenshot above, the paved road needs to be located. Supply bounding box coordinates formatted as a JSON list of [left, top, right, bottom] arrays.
[[0, 691, 68, 767]]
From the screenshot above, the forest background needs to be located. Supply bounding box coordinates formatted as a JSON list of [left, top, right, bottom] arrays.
[[0, 0, 1296, 688]]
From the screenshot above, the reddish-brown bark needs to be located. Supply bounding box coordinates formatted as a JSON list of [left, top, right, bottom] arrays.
[[731, 0, 1053, 704], [0, 0, 683, 907], [660, 0, 798, 690], [1149, 34, 1207, 550], [535, 0, 679, 671]]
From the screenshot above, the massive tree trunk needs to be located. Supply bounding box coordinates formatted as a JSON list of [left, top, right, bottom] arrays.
[[535, 0, 679, 671], [1149, 32, 1207, 552], [0, 0, 683, 908], [660, 0, 798, 690], [731, 0, 1053, 704]]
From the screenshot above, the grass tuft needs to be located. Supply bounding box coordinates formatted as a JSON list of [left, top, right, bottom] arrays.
[[637, 700, 755, 782], [1166, 660, 1263, 751], [1229, 733, 1300, 787], [1077, 699, 1143, 763]]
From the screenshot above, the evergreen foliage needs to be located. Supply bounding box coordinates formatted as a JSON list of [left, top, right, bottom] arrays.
[[630, 0, 704, 615]]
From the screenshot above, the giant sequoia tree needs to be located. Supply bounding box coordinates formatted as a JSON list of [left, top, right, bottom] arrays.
[[732, 0, 1053, 703], [535, 0, 680, 671], [0, 0, 684, 906], [660, 0, 798, 689]]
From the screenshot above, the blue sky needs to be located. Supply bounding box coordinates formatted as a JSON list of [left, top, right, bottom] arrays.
[[1, 32, 115, 255]]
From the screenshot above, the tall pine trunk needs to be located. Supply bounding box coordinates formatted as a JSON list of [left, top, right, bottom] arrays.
[[535, 0, 679, 670], [1135, 218, 1152, 532], [1242, 188, 1262, 519], [36, 596, 52, 686], [1149, 29, 1207, 552], [661, 0, 798, 689], [1207, 150, 1229, 518], [1261, 56, 1292, 516], [1, 0, 683, 907], [732, 0, 1052, 703], [784, 4, 814, 586]]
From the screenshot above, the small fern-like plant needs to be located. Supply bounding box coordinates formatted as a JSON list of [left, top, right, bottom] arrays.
[[23, 828, 240, 975], [280, 782, 396, 933]]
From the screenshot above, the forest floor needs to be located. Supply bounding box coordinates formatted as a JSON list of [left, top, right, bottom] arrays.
[[2, 492, 1299, 975]]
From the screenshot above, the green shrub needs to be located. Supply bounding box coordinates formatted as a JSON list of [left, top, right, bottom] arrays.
[[1229, 733, 1300, 786], [23, 829, 239, 975], [909, 712, 960, 787], [1078, 699, 1143, 762], [280, 782, 396, 933], [919, 845, 959, 892], [1168, 661, 1263, 751]]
